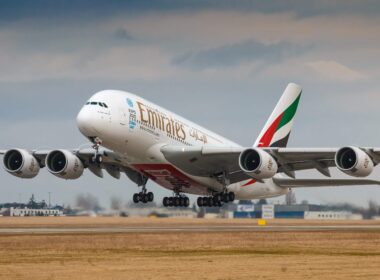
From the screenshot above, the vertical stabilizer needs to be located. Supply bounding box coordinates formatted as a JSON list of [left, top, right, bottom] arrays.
[[254, 83, 302, 148]]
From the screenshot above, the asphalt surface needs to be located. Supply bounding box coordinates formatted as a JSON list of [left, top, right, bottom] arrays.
[[1, 224, 380, 234]]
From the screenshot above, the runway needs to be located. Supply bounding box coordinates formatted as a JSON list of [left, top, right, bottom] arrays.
[[1, 218, 380, 279], [1, 224, 380, 234]]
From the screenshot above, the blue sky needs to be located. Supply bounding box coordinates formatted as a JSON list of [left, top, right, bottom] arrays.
[[1, 1, 380, 207]]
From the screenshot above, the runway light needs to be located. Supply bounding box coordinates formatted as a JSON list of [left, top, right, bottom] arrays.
[[258, 219, 266, 226]]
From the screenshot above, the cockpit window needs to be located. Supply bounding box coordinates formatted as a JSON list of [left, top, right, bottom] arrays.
[[86, 101, 109, 108]]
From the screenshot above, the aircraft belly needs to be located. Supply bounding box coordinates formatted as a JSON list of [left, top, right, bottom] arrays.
[[132, 163, 219, 195], [230, 179, 288, 200]]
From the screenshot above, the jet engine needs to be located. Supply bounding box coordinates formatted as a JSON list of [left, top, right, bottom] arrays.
[[335, 146, 374, 177], [3, 149, 40, 178], [239, 148, 278, 179], [46, 150, 84, 179]]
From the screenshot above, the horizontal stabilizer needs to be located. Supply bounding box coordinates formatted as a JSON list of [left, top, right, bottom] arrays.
[[273, 178, 380, 188]]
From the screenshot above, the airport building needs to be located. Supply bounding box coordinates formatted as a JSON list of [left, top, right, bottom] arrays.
[[10, 207, 63, 217], [233, 203, 363, 220], [0, 194, 64, 217]]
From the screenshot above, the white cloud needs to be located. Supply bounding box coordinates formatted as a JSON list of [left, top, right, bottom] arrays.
[[0, 46, 181, 82], [307, 60, 366, 81]]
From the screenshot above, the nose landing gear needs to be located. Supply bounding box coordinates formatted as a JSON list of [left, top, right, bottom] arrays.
[[90, 137, 103, 164]]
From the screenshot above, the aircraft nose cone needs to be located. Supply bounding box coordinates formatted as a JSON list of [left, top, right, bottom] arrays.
[[77, 107, 94, 136]]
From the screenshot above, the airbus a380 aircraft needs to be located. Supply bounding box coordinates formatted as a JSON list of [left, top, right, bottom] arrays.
[[2, 83, 380, 208]]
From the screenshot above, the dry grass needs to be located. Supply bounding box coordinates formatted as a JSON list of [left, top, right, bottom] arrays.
[[0, 217, 379, 280]]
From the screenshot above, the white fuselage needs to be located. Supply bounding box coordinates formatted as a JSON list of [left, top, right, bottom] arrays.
[[76, 90, 288, 199]]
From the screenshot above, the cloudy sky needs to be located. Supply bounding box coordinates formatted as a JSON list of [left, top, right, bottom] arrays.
[[1, 0, 380, 208]]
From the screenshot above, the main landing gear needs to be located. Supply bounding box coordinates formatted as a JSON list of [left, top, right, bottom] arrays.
[[162, 195, 190, 207], [196, 192, 235, 207], [133, 191, 154, 204], [132, 177, 154, 204]]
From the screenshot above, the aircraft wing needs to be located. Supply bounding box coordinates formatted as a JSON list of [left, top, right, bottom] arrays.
[[0, 148, 146, 184], [160, 145, 380, 184]]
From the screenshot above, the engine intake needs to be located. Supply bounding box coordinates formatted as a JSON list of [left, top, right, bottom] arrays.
[[46, 150, 84, 179], [335, 146, 374, 177], [239, 148, 278, 179], [3, 149, 40, 178]]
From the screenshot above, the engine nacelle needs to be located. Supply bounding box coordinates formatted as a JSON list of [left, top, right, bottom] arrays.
[[335, 146, 374, 177], [46, 150, 84, 179], [239, 148, 278, 179], [3, 149, 40, 178]]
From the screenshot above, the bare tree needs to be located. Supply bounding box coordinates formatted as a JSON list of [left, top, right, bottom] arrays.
[[75, 193, 101, 211], [110, 196, 123, 211], [367, 200, 379, 219], [301, 200, 309, 205]]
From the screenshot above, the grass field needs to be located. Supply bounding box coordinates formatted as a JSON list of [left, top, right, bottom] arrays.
[[0, 217, 379, 280]]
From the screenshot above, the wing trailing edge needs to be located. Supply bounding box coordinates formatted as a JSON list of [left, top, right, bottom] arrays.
[[273, 177, 380, 188]]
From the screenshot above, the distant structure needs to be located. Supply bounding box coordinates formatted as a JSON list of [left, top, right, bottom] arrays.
[[9, 207, 63, 217], [0, 194, 64, 217], [234, 201, 363, 220]]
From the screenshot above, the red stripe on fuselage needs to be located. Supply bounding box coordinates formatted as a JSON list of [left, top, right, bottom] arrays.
[[242, 179, 257, 187]]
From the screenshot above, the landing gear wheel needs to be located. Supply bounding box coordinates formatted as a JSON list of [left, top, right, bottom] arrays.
[[141, 194, 148, 203], [213, 196, 220, 205], [133, 193, 139, 203], [207, 197, 213, 207], [228, 192, 235, 202], [173, 197, 180, 207], [90, 154, 103, 164], [163, 197, 169, 207], [147, 192, 154, 202], [179, 197, 185, 207], [197, 197, 203, 207], [184, 197, 190, 207], [168, 197, 174, 207], [202, 197, 208, 207], [222, 193, 229, 203]]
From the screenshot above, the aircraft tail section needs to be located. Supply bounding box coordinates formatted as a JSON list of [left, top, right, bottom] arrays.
[[254, 83, 302, 148]]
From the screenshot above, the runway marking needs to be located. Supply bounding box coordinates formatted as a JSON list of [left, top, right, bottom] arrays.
[[1, 225, 380, 234]]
